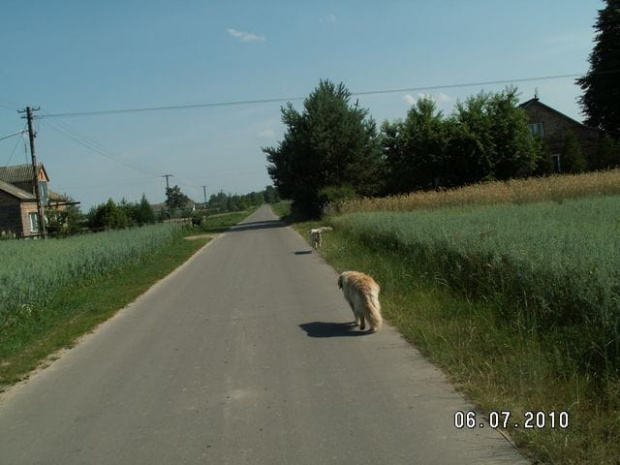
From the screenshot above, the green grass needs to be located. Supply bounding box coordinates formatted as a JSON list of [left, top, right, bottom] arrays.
[[269, 201, 293, 221], [332, 197, 620, 374], [183, 208, 260, 235], [294, 195, 620, 464], [0, 209, 254, 387], [0, 223, 182, 325]]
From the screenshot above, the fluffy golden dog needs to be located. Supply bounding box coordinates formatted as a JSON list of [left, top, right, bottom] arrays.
[[337, 271, 382, 332], [309, 226, 333, 250]]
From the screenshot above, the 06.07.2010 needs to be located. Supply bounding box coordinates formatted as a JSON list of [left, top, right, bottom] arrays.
[[454, 410, 569, 429]]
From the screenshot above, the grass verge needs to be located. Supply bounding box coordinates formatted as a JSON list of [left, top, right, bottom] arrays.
[[269, 201, 293, 221]]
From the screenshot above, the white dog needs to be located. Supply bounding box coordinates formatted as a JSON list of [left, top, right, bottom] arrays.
[[337, 271, 382, 332], [309, 226, 333, 250]]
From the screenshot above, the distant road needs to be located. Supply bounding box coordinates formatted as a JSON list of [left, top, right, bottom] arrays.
[[0, 205, 529, 464]]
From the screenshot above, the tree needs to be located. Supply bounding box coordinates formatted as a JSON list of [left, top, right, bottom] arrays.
[[448, 87, 539, 184], [46, 195, 83, 237], [577, 0, 620, 132], [165, 185, 192, 211], [561, 131, 588, 173], [595, 134, 620, 169], [88, 199, 130, 230], [263, 185, 280, 204], [263, 79, 383, 218], [135, 194, 156, 225], [382, 97, 449, 194]]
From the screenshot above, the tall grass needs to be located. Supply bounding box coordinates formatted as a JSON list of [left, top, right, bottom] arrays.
[[0, 224, 181, 330], [332, 196, 620, 375], [335, 169, 620, 214]]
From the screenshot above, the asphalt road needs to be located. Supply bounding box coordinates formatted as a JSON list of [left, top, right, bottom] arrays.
[[0, 205, 529, 464]]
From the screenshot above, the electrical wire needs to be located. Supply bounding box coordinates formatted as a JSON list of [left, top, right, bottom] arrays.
[[39, 116, 203, 193], [0, 130, 26, 143], [2, 126, 27, 168], [40, 118, 162, 178], [37, 72, 595, 119]]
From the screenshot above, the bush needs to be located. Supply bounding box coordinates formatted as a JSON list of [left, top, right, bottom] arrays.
[[319, 185, 357, 214]]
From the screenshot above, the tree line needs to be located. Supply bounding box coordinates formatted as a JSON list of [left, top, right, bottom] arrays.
[[45, 185, 280, 236], [263, 81, 546, 218]]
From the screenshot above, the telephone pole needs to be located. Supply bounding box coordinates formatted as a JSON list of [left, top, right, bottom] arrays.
[[162, 174, 173, 190], [201, 185, 208, 210], [19, 106, 46, 238]]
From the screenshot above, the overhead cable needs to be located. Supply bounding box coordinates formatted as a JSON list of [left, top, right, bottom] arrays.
[[38, 72, 593, 119]]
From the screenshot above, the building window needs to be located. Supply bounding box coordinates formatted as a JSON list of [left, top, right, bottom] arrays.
[[552, 154, 562, 173], [528, 123, 544, 138], [39, 181, 48, 206], [29, 212, 39, 233]]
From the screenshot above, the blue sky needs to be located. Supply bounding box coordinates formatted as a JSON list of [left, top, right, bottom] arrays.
[[0, 0, 602, 210]]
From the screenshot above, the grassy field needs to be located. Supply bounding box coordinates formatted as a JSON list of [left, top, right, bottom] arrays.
[[289, 172, 620, 464], [0, 209, 255, 387]]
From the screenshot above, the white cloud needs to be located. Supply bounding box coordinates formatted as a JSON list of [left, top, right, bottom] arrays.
[[437, 93, 453, 103], [320, 13, 337, 24], [403, 94, 417, 106], [403, 92, 453, 106], [226, 28, 266, 42], [258, 129, 275, 138]]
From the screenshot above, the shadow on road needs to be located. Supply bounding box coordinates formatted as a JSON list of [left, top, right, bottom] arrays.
[[299, 321, 371, 338], [294, 250, 312, 255], [227, 220, 286, 233]]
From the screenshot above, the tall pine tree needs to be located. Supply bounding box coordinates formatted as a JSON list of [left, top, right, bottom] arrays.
[[577, 0, 620, 132]]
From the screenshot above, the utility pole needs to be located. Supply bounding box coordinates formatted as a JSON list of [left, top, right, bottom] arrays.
[[162, 174, 173, 190], [19, 106, 46, 238], [201, 185, 208, 210]]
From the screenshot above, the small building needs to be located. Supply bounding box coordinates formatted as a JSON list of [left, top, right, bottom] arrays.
[[0, 164, 49, 238], [520, 98, 606, 172]]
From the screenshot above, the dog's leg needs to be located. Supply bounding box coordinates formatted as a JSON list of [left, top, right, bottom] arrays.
[[359, 313, 366, 331], [346, 299, 360, 327]]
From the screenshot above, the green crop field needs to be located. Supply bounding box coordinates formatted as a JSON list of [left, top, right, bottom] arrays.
[[333, 196, 620, 374], [0, 223, 182, 327]]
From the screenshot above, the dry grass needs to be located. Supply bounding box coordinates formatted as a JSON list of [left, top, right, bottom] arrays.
[[334, 169, 620, 214]]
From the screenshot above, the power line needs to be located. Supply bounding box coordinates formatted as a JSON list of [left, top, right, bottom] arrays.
[[0, 130, 26, 143], [40, 118, 163, 178], [38, 72, 594, 119], [2, 125, 27, 168], [39, 117, 203, 193]]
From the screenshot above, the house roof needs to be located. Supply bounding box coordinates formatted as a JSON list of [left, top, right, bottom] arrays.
[[519, 98, 604, 133], [0, 164, 49, 183], [0, 179, 36, 201]]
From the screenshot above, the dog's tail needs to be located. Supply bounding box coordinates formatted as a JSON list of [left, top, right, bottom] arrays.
[[364, 288, 382, 332]]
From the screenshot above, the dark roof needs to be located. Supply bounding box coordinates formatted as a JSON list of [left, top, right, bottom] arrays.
[[0, 179, 36, 201], [0, 164, 48, 183], [519, 98, 604, 133]]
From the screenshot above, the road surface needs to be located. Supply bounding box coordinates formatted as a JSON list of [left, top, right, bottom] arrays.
[[0, 205, 529, 464]]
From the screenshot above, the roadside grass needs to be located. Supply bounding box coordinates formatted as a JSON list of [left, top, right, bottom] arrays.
[[0, 209, 254, 388], [269, 201, 293, 221], [287, 194, 620, 464], [183, 208, 260, 235]]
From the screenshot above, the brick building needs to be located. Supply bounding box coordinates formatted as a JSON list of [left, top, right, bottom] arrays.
[[520, 98, 607, 172]]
